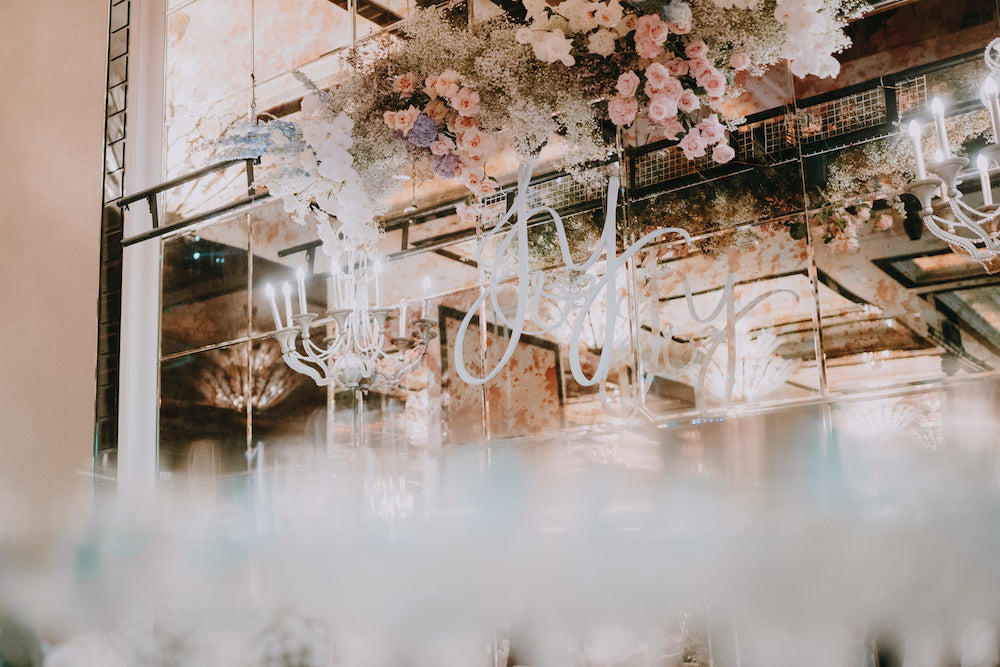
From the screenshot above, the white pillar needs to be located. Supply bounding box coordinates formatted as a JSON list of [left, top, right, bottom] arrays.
[[118, 0, 167, 512]]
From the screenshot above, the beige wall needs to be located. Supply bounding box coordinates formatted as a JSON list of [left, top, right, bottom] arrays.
[[0, 1, 108, 508]]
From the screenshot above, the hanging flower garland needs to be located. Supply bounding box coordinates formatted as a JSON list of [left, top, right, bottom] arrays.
[[215, 0, 866, 253]]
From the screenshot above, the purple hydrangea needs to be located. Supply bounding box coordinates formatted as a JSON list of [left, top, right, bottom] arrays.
[[432, 153, 460, 179], [407, 114, 439, 148], [392, 129, 406, 141]]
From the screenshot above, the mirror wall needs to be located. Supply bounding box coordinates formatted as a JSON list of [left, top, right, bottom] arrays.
[[151, 0, 1000, 480]]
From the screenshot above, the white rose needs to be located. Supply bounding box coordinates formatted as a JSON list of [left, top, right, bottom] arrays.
[[586, 28, 616, 57]]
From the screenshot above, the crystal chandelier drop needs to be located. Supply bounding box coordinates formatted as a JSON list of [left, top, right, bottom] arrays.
[[263, 250, 436, 391], [904, 39, 1000, 273]]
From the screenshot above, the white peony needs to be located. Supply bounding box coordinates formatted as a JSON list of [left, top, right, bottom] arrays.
[[532, 29, 576, 66], [523, 0, 550, 20]]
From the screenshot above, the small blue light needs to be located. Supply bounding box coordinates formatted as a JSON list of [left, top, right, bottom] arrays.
[[192, 252, 201, 259]]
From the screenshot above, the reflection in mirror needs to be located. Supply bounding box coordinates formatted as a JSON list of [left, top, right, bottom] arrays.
[[161, 215, 250, 356], [159, 342, 251, 480]]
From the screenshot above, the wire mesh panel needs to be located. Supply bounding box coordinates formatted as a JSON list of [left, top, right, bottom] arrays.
[[527, 173, 604, 211], [633, 146, 716, 190], [896, 75, 928, 117], [734, 113, 797, 158], [797, 87, 888, 142], [479, 191, 509, 228]]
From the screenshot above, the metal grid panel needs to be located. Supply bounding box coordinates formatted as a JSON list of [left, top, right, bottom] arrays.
[[527, 173, 603, 211], [479, 191, 509, 228], [480, 170, 606, 228], [798, 86, 887, 141], [633, 145, 715, 190], [734, 113, 796, 157], [896, 75, 927, 117]]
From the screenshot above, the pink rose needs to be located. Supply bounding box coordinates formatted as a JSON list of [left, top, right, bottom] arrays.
[[392, 72, 416, 96], [424, 75, 439, 98], [702, 73, 726, 97], [830, 233, 859, 253], [667, 20, 690, 34], [644, 77, 681, 100], [429, 133, 456, 156], [729, 52, 751, 71], [424, 98, 449, 122], [473, 178, 498, 199], [616, 71, 640, 98], [875, 213, 894, 231], [456, 202, 481, 224], [696, 113, 725, 143], [453, 115, 478, 133], [435, 70, 461, 99], [457, 127, 491, 158], [711, 143, 735, 164], [615, 13, 637, 35], [444, 112, 459, 133], [677, 89, 700, 113], [660, 76, 683, 98], [450, 87, 481, 117], [382, 110, 398, 131], [396, 105, 421, 135], [688, 57, 712, 81], [685, 39, 708, 59], [608, 94, 638, 126], [596, 1, 623, 28], [678, 129, 706, 159], [644, 62, 672, 89], [664, 57, 688, 77], [647, 93, 678, 124], [463, 169, 496, 198], [857, 206, 871, 221], [661, 117, 684, 140], [634, 35, 661, 59], [635, 14, 669, 45]]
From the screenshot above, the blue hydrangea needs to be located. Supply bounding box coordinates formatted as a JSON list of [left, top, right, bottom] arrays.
[[432, 153, 460, 178], [214, 120, 304, 159]]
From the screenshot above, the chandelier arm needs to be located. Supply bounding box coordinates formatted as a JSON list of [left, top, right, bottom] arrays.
[[927, 213, 1000, 257], [281, 351, 329, 386], [952, 197, 1000, 221]]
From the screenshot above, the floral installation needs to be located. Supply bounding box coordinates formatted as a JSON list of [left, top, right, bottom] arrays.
[[802, 112, 992, 253], [516, 0, 865, 160], [215, 0, 866, 253], [631, 162, 803, 251]]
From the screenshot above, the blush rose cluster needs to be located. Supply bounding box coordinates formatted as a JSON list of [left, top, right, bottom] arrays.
[[520, 0, 740, 166], [382, 69, 500, 200]]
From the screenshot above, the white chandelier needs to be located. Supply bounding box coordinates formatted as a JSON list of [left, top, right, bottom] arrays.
[[263, 250, 436, 391], [904, 38, 1000, 274]]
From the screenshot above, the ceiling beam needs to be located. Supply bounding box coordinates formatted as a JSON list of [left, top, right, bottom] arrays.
[[323, 0, 402, 28]]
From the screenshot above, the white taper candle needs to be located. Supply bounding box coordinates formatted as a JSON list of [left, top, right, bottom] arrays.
[[282, 282, 293, 328], [421, 276, 432, 319], [295, 267, 307, 314], [265, 284, 283, 330], [985, 78, 1000, 143], [374, 260, 384, 308], [979, 155, 993, 206], [908, 120, 926, 179], [931, 97, 950, 158]]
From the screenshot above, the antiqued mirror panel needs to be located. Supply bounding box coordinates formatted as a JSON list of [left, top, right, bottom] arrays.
[[161, 215, 250, 357]]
